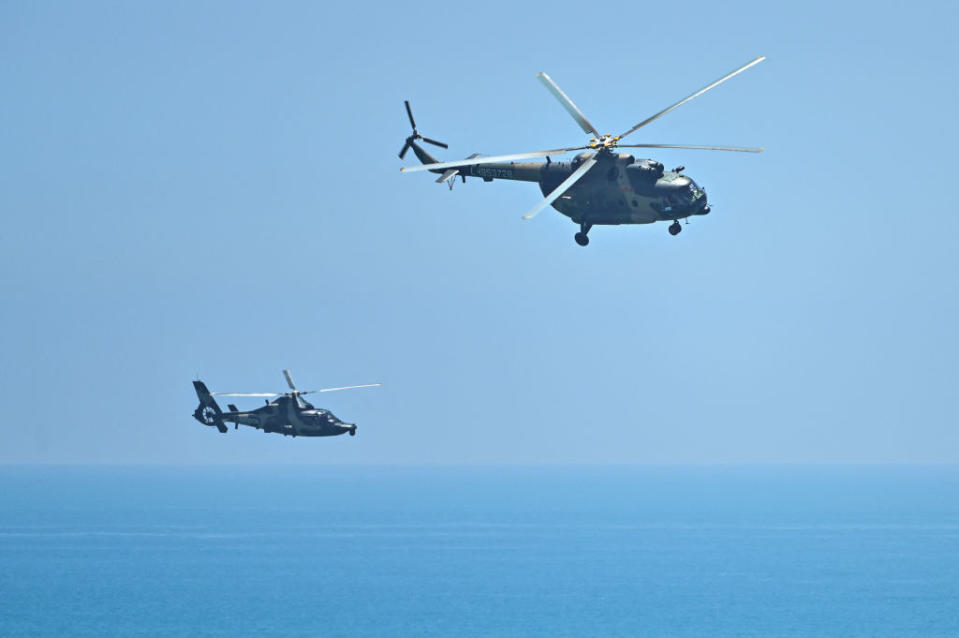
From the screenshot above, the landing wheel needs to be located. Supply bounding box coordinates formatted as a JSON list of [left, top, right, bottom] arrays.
[[668, 221, 682, 236], [575, 223, 592, 247]]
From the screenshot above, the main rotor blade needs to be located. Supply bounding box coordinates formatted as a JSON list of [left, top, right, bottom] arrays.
[[401, 147, 588, 173], [404, 100, 416, 130], [617, 56, 765, 141], [283, 369, 297, 391], [617, 143, 764, 153], [399, 140, 411, 159], [522, 155, 597, 220], [302, 383, 382, 394], [212, 392, 278, 397], [536, 72, 600, 138]]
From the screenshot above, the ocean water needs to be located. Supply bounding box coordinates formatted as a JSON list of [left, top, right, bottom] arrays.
[[1, 466, 957, 636]]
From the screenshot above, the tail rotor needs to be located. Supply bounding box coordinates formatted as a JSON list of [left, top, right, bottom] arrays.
[[399, 100, 448, 158]]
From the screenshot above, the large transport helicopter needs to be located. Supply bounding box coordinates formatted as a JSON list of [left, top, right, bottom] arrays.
[[400, 57, 765, 246], [191, 370, 380, 438]]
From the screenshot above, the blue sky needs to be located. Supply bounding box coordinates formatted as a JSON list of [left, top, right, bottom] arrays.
[[1, 0, 957, 464]]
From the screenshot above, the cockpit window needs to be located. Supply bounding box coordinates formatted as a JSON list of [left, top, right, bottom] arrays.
[[685, 181, 703, 201]]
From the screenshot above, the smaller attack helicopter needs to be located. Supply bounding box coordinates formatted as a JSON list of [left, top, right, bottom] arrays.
[[400, 57, 765, 245], [191, 370, 380, 438]]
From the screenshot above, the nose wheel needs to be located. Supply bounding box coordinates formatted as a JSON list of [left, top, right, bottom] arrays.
[[668, 221, 682, 236], [574, 223, 592, 246]]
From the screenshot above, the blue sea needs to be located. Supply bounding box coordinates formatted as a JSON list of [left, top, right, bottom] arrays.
[[1, 466, 957, 636]]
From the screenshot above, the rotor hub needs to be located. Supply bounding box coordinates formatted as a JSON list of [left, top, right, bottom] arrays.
[[588, 134, 620, 150]]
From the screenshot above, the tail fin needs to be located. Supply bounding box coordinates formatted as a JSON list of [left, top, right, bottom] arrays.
[[409, 140, 443, 168], [192, 381, 227, 433]]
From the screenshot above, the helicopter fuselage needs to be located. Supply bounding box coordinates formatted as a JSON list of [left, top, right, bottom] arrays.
[[219, 396, 355, 437], [409, 141, 709, 226], [463, 151, 709, 225]]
